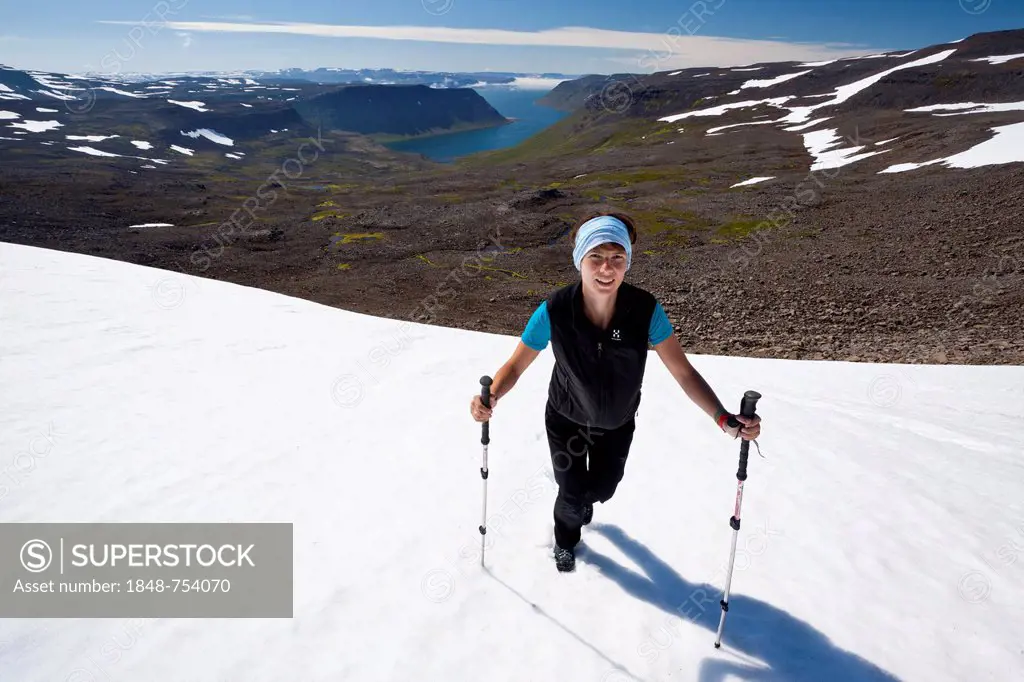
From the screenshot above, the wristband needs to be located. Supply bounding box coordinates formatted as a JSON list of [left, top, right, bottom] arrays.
[[716, 411, 731, 431]]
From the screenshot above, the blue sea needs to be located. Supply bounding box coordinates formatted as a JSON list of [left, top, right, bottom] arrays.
[[383, 87, 569, 163]]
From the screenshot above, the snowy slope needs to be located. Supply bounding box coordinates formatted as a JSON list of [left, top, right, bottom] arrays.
[[1, 242, 1023, 682]]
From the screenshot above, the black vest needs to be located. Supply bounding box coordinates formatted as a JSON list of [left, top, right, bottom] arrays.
[[546, 281, 658, 430]]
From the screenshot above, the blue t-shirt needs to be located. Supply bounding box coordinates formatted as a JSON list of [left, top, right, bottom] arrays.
[[521, 299, 673, 351]]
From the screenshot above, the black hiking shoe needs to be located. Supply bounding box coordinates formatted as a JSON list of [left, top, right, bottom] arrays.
[[554, 545, 575, 572], [582, 502, 593, 526]]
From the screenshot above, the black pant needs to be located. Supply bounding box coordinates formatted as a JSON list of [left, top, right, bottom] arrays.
[[545, 401, 636, 550]]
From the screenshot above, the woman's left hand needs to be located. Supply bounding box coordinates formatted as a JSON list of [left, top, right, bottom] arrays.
[[725, 414, 761, 441]]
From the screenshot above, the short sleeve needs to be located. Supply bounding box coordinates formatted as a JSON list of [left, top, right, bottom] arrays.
[[648, 301, 673, 346], [521, 301, 551, 351]]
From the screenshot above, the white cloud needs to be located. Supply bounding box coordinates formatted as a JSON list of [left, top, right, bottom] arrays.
[[177, 32, 194, 49], [200, 15, 257, 22], [94, 20, 882, 71], [508, 77, 568, 90]]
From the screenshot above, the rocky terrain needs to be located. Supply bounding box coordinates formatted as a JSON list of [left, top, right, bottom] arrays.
[[2, 29, 1023, 365]]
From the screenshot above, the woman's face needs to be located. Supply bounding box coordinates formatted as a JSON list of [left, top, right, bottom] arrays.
[[581, 242, 628, 295]]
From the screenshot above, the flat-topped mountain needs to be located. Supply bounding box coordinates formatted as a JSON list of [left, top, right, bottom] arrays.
[[293, 84, 509, 140]]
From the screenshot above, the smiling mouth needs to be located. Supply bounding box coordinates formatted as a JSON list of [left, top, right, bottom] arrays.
[[596, 278, 613, 286]]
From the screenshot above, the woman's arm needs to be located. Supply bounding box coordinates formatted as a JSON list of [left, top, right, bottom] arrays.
[[653, 335, 730, 425], [470, 341, 540, 422], [490, 341, 541, 401], [653, 334, 762, 440], [471, 300, 548, 422]]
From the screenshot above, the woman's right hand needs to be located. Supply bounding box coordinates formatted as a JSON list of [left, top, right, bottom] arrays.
[[470, 393, 498, 422]]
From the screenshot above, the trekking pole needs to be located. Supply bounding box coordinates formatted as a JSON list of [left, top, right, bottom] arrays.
[[478, 375, 492, 567], [714, 390, 762, 649]]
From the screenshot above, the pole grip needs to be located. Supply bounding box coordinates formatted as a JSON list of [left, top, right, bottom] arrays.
[[739, 390, 760, 419], [480, 376, 492, 445], [729, 390, 760, 480]]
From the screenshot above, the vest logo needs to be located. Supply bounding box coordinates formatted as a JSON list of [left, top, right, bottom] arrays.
[[611, 329, 621, 341]]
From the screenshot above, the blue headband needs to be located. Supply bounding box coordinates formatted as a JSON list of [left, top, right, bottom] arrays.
[[572, 215, 632, 271]]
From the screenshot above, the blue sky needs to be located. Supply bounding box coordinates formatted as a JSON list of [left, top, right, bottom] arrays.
[[2, 0, 1022, 75]]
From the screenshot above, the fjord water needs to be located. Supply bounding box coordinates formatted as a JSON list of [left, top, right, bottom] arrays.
[[383, 87, 569, 162]]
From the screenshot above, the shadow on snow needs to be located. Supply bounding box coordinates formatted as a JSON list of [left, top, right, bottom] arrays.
[[578, 523, 901, 682]]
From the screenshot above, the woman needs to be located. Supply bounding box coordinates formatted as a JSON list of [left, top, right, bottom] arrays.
[[469, 212, 762, 572]]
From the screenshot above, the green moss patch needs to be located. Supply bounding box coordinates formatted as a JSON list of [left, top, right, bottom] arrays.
[[715, 218, 768, 241], [331, 232, 384, 245]]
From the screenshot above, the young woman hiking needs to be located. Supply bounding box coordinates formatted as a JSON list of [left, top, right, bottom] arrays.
[[469, 212, 762, 572]]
